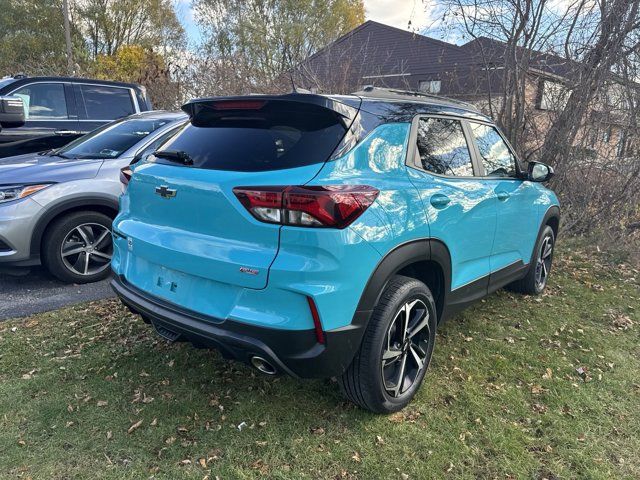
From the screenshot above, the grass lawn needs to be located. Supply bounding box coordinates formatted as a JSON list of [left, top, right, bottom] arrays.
[[0, 242, 638, 479]]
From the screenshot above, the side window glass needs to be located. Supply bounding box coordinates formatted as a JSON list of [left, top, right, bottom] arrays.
[[79, 85, 135, 120], [415, 117, 474, 176], [470, 123, 517, 177], [12, 83, 68, 120]]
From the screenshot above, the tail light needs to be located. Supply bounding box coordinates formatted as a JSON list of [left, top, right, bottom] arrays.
[[120, 165, 133, 188], [233, 185, 379, 229]]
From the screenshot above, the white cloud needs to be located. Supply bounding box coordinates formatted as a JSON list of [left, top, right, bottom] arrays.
[[364, 0, 435, 31]]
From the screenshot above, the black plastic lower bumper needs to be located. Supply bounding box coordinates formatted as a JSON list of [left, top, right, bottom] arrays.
[[110, 275, 367, 379]]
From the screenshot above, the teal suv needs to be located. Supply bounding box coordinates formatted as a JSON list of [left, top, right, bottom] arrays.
[[111, 87, 560, 413]]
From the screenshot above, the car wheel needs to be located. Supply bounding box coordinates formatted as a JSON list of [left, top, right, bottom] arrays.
[[507, 225, 555, 295], [338, 275, 437, 413], [42, 211, 113, 284]]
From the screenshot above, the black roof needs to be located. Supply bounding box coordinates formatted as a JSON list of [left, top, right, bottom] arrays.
[[354, 87, 492, 122], [183, 89, 492, 124], [0, 75, 144, 92]]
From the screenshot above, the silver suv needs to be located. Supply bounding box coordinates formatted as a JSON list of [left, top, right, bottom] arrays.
[[0, 111, 186, 283]]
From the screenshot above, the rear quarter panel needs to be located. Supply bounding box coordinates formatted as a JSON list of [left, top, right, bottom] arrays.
[[269, 122, 429, 331]]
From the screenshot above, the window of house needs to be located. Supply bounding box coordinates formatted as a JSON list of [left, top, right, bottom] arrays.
[[418, 80, 441, 94], [415, 117, 474, 176], [469, 122, 517, 177], [78, 85, 135, 120], [538, 80, 569, 111], [12, 83, 68, 120]]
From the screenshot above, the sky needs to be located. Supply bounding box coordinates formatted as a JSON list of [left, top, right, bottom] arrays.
[[177, 0, 437, 46]]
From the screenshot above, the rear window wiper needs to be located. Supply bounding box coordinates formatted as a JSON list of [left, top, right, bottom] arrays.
[[153, 150, 194, 166]]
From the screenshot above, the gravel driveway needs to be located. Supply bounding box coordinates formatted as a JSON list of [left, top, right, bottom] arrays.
[[0, 267, 114, 321]]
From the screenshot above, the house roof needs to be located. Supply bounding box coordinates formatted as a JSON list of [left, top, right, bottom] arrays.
[[459, 36, 578, 82], [296, 20, 599, 95], [302, 20, 471, 79]]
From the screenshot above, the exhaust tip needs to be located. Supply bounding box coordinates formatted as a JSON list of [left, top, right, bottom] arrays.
[[251, 356, 277, 375]]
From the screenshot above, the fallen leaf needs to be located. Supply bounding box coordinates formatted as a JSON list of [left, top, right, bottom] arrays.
[[97, 400, 108, 407], [127, 419, 143, 434]]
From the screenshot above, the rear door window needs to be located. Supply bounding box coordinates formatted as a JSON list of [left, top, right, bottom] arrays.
[[414, 117, 474, 176], [12, 83, 68, 119], [77, 84, 135, 120], [155, 101, 347, 172]]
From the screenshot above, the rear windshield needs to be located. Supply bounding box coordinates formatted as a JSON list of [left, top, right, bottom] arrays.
[[153, 101, 347, 172]]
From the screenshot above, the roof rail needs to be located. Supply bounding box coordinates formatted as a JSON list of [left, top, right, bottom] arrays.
[[353, 85, 478, 111]]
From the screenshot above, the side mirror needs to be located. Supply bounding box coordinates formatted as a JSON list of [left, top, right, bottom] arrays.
[[0, 95, 26, 128], [528, 161, 554, 182]]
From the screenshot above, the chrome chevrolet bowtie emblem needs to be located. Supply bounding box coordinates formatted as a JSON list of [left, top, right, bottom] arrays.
[[155, 185, 177, 199]]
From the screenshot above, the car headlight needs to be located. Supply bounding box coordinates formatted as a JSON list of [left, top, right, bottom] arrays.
[[0, 184, 51, 203]]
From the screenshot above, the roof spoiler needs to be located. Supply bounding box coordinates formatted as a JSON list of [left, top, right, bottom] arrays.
[[181, 93, 360, 125]]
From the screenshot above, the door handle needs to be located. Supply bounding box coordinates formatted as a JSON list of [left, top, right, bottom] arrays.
[[430, 194, 451, 209], [55, 130, 81, 135], [496, 191, 510, 201]]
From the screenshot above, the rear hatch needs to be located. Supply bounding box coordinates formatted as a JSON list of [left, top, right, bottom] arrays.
[[118, 94, 359, 294]]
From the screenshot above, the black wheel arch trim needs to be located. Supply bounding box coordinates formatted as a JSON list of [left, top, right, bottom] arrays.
[[30, 196, 119, 255], [541, 205, 561, 236], [353, 238, 452, 323], [528, 205, 560, 265]]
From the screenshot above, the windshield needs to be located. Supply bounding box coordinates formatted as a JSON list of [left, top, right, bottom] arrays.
[[56, 118, 174, 159]]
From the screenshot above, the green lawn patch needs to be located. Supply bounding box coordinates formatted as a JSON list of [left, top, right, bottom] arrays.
[[0, 242, 638, 479]]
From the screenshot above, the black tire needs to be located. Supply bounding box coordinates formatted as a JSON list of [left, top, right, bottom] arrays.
[[42, 211, 113, 284], [338, 275, 437, 413], [507, 225, 555, 295]]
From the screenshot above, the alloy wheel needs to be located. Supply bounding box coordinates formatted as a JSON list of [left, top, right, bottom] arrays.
[[60, 223, 113, 276], [535, 234, 554, 290], [381, 298, 431, 398]]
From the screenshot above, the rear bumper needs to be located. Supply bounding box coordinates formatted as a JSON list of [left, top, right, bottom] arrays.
[[111, 274, 367, 378]]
